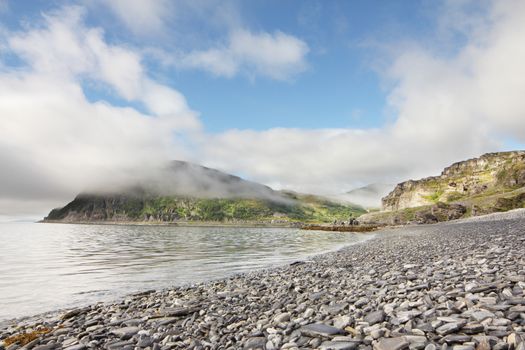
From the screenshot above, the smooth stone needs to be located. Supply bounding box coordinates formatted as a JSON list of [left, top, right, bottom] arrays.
[[373, 337, 409, 350], [334, 315, 351, 329], [507, 333, 521, 347], [32, 345, 56, 350], [493, 343, 510, 350], [157, 317, 177, 326], [63, 345, 87, 350], [365, 311, 385, 325], [404, 335, 427, 344], [322, 304, 347, 315], [319, 341, 358, 350], [355, 298, 369, 308], [301, 324, 343, 337], [441, 335, 471, 344], [451, 346, 474, 350], [244, 337, 267, 349], [266, 340, 276, 350], [62, 337, 78, 347], [370, 329, 385, 339], [274, 312, 291, 323], [471, 311, 495, 322], [52, 327, 70, 336], [461, 323, 484, 334], [111, 326, 140, 340], [331, 337, 361, 343], [137, 336, 153, 347], [107, 341, 134, 350], [310, 292, 326, 301], [304, 308, 315, 318], [85, 324, 103, 332], [60, 308, 86, 320], [436, 323, 461, 335]]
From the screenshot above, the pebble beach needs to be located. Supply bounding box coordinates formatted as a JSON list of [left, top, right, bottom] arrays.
[[2, 210, 525, 350]]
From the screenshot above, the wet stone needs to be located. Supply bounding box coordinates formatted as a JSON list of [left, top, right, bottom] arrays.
[[300, 324, 344, 337]]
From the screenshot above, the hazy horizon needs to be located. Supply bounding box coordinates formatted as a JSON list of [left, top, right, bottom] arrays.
[[1, 0, 525, 220]]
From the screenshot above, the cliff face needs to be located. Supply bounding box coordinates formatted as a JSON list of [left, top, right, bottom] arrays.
[[45, 194, 147, 223], [382, 151, 525, 211]]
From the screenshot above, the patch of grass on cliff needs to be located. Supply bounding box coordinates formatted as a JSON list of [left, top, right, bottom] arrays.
[[422, 190, 444, 203], [400, 207, 421, 222], [445, 191, 464, 202]]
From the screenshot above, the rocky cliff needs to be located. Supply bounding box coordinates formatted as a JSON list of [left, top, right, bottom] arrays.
[[43, 161, 365, 224], [360, 151, 525, 225], [382, 151, 525, 211]]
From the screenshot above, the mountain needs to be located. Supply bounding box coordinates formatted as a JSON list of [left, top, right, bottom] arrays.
[[43, 161, 365, 225], [360, 151, 525, 225], [340, 183, 394, 208]]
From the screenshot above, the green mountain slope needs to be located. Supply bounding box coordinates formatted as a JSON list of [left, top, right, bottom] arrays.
[[43, 161, 365, 225]]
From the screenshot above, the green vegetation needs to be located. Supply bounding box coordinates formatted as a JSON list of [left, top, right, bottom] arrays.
[[134, 194, 365, 223], [422, 190, 444, 203], [445, 191, 464, 202], [45, 192, 366, 224]]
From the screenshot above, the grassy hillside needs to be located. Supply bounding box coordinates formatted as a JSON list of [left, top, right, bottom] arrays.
[[44, 191, 365, 225]]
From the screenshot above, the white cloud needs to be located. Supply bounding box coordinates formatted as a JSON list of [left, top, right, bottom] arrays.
[[195, 0, 525, 195], [0, 6, 200, 217], [100, 0, 171, 36], [92, 1, 309, 81], [7, 6, 200, 125], [9, 8, 144, 100], [182, 29, 310, 80]]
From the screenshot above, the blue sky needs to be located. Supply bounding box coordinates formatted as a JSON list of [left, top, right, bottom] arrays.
[[0, 0, 525, 218], [0, 0, 445, 132]]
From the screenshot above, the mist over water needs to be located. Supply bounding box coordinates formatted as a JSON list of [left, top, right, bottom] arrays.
[[0, 223, 372, 321]]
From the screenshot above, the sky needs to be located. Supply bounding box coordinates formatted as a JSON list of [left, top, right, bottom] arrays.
[[1, 0, 525, 219]]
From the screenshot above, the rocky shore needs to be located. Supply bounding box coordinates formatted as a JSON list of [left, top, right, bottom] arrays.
[[2, 210, 525, 350]]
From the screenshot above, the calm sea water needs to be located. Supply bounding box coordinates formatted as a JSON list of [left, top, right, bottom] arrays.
[[0, 223, 372, 321]]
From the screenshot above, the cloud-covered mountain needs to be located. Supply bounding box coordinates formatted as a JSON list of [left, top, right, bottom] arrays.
[[43, 161, 365, 224]]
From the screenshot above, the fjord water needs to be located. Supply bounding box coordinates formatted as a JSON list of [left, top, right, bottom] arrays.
[[0, 223, 371, 321]]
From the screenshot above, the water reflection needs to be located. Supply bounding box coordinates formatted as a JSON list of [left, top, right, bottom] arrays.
[[0, 223, 372, 320]]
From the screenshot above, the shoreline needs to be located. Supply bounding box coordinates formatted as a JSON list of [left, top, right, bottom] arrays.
[[0, 229, 379, 327], [39, 220, 303, 229], [3, 210, 525, 349]]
